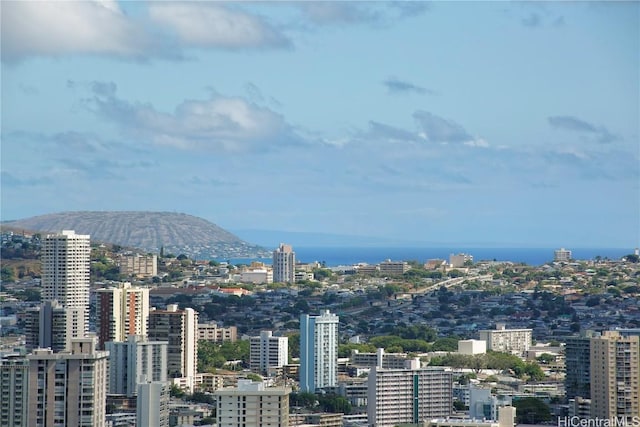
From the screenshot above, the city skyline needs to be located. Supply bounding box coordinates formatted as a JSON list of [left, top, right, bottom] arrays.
[[2, 1, 638, 248]]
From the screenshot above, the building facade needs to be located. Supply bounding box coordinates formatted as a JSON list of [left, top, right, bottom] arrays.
[[590, 331, 639, 422], [378, 260, 411, 275], [565, 333, 595, 400], [215, 380, 290, 427], [273, 243, 295, 283], [147, 304, 198, 379], [0, 354, 29, 427], [249, 331, 289, 376], [554, 248, 572, 262], [136, 381, 170, 427], [96, 282, 150, 349], [41, 230, 91, 347], [25, 300, 76, 352], [198, 322, 238, 343], [478, 324, 532, 355], [27, 337, 108, 427], [118, 253, 158, 278], [300, 310, 339, 392], [367, 367, 453, 427], [106, 335, 168, 397]]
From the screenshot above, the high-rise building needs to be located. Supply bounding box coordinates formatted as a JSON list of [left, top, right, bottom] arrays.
[[137, 381, 170, 427], [0, 354, 29, 427], [565, 332, 597, 400], [273, 243, 295, 283], [300, 310, 339, 392], [367, 367, 453, 427], [554, 248, 572, 262], [96, 282, 150, 349], [25, 300, 76, 352], [478, 324, 532, 356], [27, 336, 108, 427], [249, 331, 288, 376], [215, 380, 290, 427], [106, 335, 168, 397], [41, 230, 91, 346], [147, 304, 198, 379], [590, 331, 639, 422]]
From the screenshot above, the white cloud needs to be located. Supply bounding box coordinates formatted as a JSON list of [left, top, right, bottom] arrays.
[[147, 3, 290, 48], [464, 139, 490, 148], [88, 87, 298, 152], [1, 0, 150, 61]]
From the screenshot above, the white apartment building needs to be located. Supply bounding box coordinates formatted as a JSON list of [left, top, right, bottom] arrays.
[[590, 331, 639, 421], [249, 331, 288, 375], [426, 406, 516, 427], [106, 335, 168, 397], [137, 381, 170, 427], [96, 282, 149, 349], [0, 354, 29, 427], [367, 367, 453, 427], [27, 337, 108, 427], [554, 248, 572, 262], [273, 243, 295, 283], [479, 324, 532, 355], [41, 230, 91, 344], [458, 339, 487, 355], [147, 304, 198, 380], [198, 322, 238, 343], [350, 348, 419, 370], [240, 268, 274, 284], [215, 380, 290, 427], [118, 253, 158, 278], [300, 310, 339, 392]]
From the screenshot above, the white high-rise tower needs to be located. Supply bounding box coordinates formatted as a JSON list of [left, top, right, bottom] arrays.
[[300, 310, 339, 392], [41, 230, 91, 348]]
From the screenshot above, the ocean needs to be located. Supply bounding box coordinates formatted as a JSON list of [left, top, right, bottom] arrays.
[[224, 247, 634, 267]]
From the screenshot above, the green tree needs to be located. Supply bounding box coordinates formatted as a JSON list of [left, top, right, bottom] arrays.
[[513, 397, 552, 424], [1, 266, 15, 282]]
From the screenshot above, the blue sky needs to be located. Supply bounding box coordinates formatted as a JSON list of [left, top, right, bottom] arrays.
[[1, 1, 638, 248]]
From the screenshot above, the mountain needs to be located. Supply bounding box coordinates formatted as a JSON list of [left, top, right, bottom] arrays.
[[3, 211, 270, 259]]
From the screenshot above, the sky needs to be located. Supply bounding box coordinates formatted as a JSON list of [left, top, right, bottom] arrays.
[[1, 1, 639, 248]]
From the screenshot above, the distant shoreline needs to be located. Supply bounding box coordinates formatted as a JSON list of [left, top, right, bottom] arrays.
[[218, 246, 633, 267]]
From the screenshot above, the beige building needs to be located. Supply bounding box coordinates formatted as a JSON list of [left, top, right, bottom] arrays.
[[148, 304, 198, 381], [215, 380, 290, 427], [479, 324, 532, 355], [273, 243, 296, 283], [590, 331, 639, 422], [198, 322, 237, 343], [27, 337, 108, 427], [118, 253, 158, 278], [96, 282, 149, 349]]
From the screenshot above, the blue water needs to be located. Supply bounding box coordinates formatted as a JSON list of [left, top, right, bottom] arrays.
[[224, 247, 633, 267]]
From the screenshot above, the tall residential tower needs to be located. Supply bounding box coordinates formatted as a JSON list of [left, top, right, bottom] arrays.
[[300, 310, 339, 392], [40, 230, 91, 350], [273, 243, 295, 283]]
